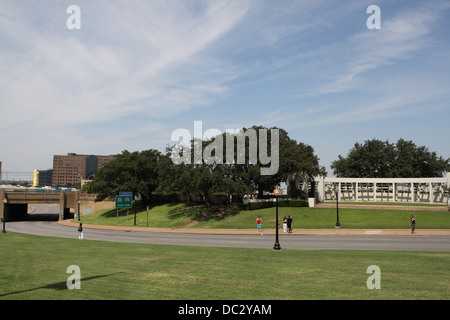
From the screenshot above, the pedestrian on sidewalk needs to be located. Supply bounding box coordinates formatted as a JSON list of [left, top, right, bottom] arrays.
[[287, 216, 293, 233], [256, 216, 262, 235], [78, 223, 83, 240], [283, 216, 288, 233], [411, 214, 417, 233]]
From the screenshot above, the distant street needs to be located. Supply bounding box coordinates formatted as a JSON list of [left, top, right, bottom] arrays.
[[5, 204, 450, 252]]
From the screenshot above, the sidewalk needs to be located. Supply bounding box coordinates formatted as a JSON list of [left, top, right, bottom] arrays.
[[57, 220, 450, 236]]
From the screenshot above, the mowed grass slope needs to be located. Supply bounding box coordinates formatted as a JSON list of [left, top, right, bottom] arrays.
[[195, 207, 450, 229], [80, 203, 194, 228], [1, 232, 449, 300], [78, 203, 450, 229]]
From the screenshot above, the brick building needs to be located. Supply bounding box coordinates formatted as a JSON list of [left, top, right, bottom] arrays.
[[51, 153, 115, 186]]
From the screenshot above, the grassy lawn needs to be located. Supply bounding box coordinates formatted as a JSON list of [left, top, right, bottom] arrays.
[[80, 203, 193, 228], [335, 201, 448, 207], [196, 207, 450, 229], [1, 232, 449, 300], [77, 203, 450, 229]]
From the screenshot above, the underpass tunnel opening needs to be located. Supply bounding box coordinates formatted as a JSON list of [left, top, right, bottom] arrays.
[[29, 203, 63, 221], [63, 208, 74, 220], [0, 190, 81, 223], [2, 203, 61, 222], [3, 203, 29, 222]]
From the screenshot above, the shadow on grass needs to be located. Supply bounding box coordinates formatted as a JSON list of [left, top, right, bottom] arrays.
[[0, 272, 124, 298], [167, 203, 240, 222], [167, 203, 206, 220], [98, 202, 181, 219], [95, 202, 240, 225]]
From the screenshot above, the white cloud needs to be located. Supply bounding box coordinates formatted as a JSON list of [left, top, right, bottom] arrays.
[[0, 1, 252, 127], [314, 2, 445, 95], [0, 0, 254, 170], [0, 0, 449, 173]]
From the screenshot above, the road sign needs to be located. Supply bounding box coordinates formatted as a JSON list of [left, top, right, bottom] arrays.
[[119, 192, 133, 196], [115, 195, 132, 209]]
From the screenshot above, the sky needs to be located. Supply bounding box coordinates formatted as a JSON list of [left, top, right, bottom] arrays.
[[1, 0, 449, 178]]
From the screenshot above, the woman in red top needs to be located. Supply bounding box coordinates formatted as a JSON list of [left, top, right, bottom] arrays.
[[256, 216, 262, 235]]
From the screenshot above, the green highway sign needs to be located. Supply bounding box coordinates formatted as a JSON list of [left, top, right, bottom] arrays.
[[115, 195, 132, 209]]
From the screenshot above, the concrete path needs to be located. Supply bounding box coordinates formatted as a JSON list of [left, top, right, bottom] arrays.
[[57, 219, 450, 236]]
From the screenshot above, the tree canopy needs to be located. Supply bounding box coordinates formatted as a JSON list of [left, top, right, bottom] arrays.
[[86, 126, 325, 205], [331, 138, 449, 178], [165, 126, 325, 201], [86, 149, 163, 203]]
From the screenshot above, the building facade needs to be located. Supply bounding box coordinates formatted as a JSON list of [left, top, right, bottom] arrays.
[[51, 153, 115, 186], [36, 169, 53, 187]]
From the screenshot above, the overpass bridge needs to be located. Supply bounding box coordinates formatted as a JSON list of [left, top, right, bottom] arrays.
[[0, 189, 82, 222]]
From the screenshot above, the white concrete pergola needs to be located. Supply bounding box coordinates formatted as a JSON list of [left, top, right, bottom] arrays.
[[315, 176, 450, 205]]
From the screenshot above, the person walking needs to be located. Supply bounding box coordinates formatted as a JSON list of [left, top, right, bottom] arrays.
[[287, 216, 293, 233], [411, 214, 417, 233], [256, 216, 262, 235], [78, 223, 83, 240], [282, 216, 288, 233]]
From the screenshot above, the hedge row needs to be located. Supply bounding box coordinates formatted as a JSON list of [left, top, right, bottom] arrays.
[[239, 200, 308, 211]]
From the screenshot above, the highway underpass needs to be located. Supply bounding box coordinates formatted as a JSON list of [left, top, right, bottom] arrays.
[[0, 189, 80, 222]]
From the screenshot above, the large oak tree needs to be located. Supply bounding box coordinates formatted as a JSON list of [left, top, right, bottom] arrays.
[[87, 149, 163, 203], [331, 138, 449, 178]]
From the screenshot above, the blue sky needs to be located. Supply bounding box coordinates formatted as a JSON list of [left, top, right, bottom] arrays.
[[1, 0, 449, 177]]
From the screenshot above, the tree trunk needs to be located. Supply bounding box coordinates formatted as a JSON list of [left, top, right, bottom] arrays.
[[204, 191, 211, 208], [258, 184, 264, 199]]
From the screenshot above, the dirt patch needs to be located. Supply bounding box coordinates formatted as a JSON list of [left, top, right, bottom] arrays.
[[179, 220, 200, 228]]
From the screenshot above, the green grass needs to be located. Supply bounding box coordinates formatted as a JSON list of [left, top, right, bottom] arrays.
[[80, 203, 202, 228], [195, 207, 450, 229], [1, 232, 449, 300], [77, 203, 450, 229], [336, 201, 447, 207]]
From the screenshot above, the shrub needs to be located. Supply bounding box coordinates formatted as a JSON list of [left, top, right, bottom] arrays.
[[278, 200, 309, 207], [238, 199, 308, 211]]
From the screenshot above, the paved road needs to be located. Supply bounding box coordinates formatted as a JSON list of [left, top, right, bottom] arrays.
[[4, 204, 450, 252], [6, 220, 450, 252]]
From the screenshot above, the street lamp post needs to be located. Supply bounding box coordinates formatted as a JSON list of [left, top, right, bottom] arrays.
[[273, 189, 281, 250], [335, 184, 341, 228], [1, 216, 5, 234]]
